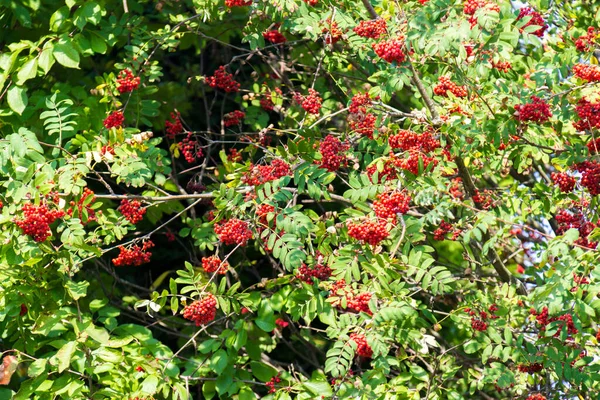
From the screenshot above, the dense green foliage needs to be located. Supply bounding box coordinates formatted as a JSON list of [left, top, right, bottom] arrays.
[[1, 0, 600, 399]]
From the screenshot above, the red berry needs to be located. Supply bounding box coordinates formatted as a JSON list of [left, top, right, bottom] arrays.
[[225, 0, 252, 6], [516, 7, 547, 37], [180, 132, 204, 163], [214, 218, 253, 246], [347, 218, 389, 246], [112, 241, 154, 266], [372, 191, 411, 223], [372, 38, 406, 64], [118, 199, 146, 224], [116, 69, 141, 93], [242, 159, 291, 186], [318, 135, 350, 171], [165, 111, 184, 139], [296, 89, 322, 115], [575, 27, 599, 52], [353, 19, 387, 39], [14, 202, 65, 242], [573, 98, 600, 131], [349, 333, 373, 358], [551, 172, 576, 193], [573, 63, 600, 82], [182, 294, 218, 326], [263, 30, 287, 44], [103, 111, 124, 129], [433, 76, 468, 98], [206, 66, 240, 93], [201, 255, 229, 275]]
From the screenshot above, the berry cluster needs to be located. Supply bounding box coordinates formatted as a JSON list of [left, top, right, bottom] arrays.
[[372, 191, 410, 222], [366, 153, 402, 183], [472, 190, 494, 210], [372, 38, 406, 64], [318, 135, 350, 171], [275, 318, 289, 329], [103, 111, 124, 129], [14, 202, 65, 242], [296, 89, 322, 115], [349, 92, 373, 114], [182, 294, 217, 326], [491, 60, 511, 73], [260, 94, 275, 111], [531, 306, 578, 336], [399, 150, 438, 175], [225, 0, 252, 6], [465, 305, 500, 332], [181, 132, 204, 163], [349, 333, 373, 358], [575, 161, 600, 196], [516, 7, 547, 37], [573, 63, 600, 82], [463, 0, 491, 15], [214, 218, 253, 246], [165, 111, 184, 139], [449, 177, 465, 199], [433, 76, 468, 98], [263, 30, 287, 44], [186, 179, 206, 193], [527, 394, 546, 400], [588, 137, 600, 154], [348, 112, 377, 139], [297, 262, 332, 283], [388, 130, 440, 152], [573, 98, 600, 131], [433, 220, 461, 241], [303, 0, 318, 5], [223, 110, 245, 127], [575, 27, 599, 52], [517, 363, 544, 374], [242, 159, 291, 186], [555, 208, 598, 249], [67, 188, 97, 223], [353, 19, 387, 39], [112, 241, 154, 266], [118, 199, 146, 224], [571, 273, 590, 292], [266, 373, 282, 394], [328, 280, 373, 315], [201, 255, 229, 275], [206, 66, 240, 93], [514, 96, 552, 123], [228, 148, 243, 162], [116, 69, 141, 93], [347, 219, 389, 246], [256, 203, 275, 227], [551, 172, 576, 193], [322, 20, 343, 45]]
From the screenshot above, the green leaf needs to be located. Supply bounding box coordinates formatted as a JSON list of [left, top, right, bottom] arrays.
[[211, 349, 228, 374], [56, 341, 77, 373], [250, 361, 277, 382], [65, 280, 89, 300], [50, 7, 70, 32], [16, 58, 37, 85], [302, 380, 333, 397], [27, 359, 47, 377], [140, 375, 158, 394], [53, 42, 80, 69], [39, 42, 55, 74], [7, 85, 27, 115]]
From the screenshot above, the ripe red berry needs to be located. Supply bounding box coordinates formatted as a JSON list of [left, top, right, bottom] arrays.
[[433, 76, 468, 98], [573, 98, 600, 131], [263, 30, 287, 44], [573, 63, 600, 82], [347, 218, 389, 246], [372, 191, 411, 222], [225, 0, 252, 6], [214, 218, 253, 246], [575, 27, 599, 52], [322, 20, 343, 44], [349, 333, 373, 358], [103, 111, 124, 129], [265, 373, 282, 394], [551, 172, 576, 193], [242, 159, 291, 186], [116, 69, 141, 93], [180, 132, 204, 163], [526, 394, 546, 400], [353, 18, 387, 39], [372, 38, 406, 64], [388, 129, 440, 153], [112, 241, 154, 266], [223, 110, 245, 127], [587, 137, 600, 154], [516, 7, 547, 37], [182, 294, 218, 326], [348, 112, 376, 138], [514, 96, 551, 123], [14, 202, 65, 242], [296, 89, 322, 115], [165, 111, 184, 139], [118, 199, 146, 224], [349, 92, 373, 114], [66, 188, 97, 223], [297, 262, 332, 283], [201, 255, 229, 275], [318, 135, 350, 171], [206, 66, 240, 93], [517, 363, 544, 374], [328, 280, 373, 315]]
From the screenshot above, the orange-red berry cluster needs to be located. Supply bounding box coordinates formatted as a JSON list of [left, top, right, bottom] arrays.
[[181, 132, 203, 163], [472, 189, 494, 210], [516, 7, 547, 37], [104, 111, 124, 129], [491, 60, 511, 72], [372, 191, 410, 222], [465, 304, 499, 332], [372, 38, 406, 64], [349, 92, 373, 114], [182, 294, 217, 326], [463, 0, 491, 15], [433, 76, 468, 98], [551, 172, 576, 193], [263, 30, 287, 44], [588, 138, 600, 154], [517, 363, 544, 374], [353, 18, 387, 39], [318, 135, 350, 171], [303, 0, 318, 5], [388, 130, 440, 153], [116, 69, 141, 93], [243, 159, 291, 186], [555, 208, 597, 249], [266, 373, 282, 394], [433, 220, 461, 241], [514, 96, 551, 123], [225, 0, 251, 6], [348, 113, 377, 139], [297, 262, 332, 283], [223, 110, 245, 127], [201, 255, 229, 275], [573, 63, 600, 82], [322, 20, 343, 44], [228, 148, 243, 162], [165, 111, 184, 139], [531, 306, 578, 336], [575, 161, 600, 196], [347, 218, 389, 246], [14, 202, 65, 242], [214, 218, 253, 246], [329, 280, 373, 315], [296, 89, 322, 115], [256, 203, 275, 228], [575, 27, 598, 52], [526, 394, 546, 400], [67, 188, 97, 223], [118, 199, 146, 224], [349, 333, 373, 358], [112, 241, 154, 266], [260, 94, 275, 111], [206, 66, 240, 93], [573, 98, 600, 131]]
